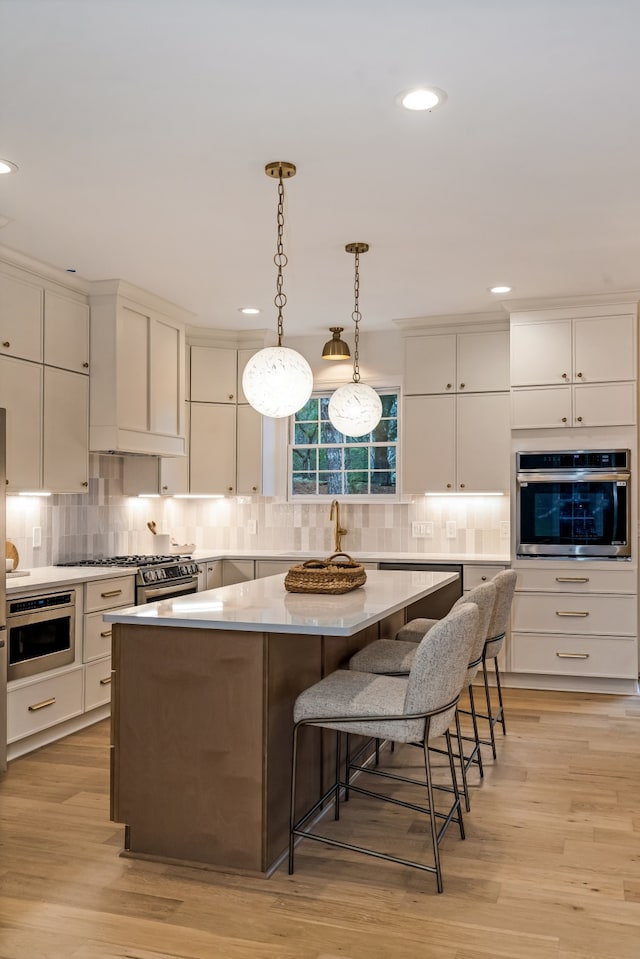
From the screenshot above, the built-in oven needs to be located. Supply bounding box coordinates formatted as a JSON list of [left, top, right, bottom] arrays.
[[7, 589, 76, 681], [516, 449, 631, 559]]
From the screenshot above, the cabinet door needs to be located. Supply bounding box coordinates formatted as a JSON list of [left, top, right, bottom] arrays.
[[43, 290, 90, 373], [0, 355, 42, 490], [117, 305, 150, 431], [149, 316, 183, 438], [573, 382, 636, 427], [402, 394, 455, 493], [221, 559, 254, 585], [510, 320, 572, 386], [236, 404, 262, 494], [0, 272, 43, 362], [457, 393, 510, 492], [511, 386, 572, 429], [403, 334, 456, 395], [457, 330, 510, 392], [43, 367, 89, 492], [159, 402, 190, 493], [573, 314, 636, 383], [206, 561, 222, 589], [190, 402, 236, 493], [191, 346, 237, 403]]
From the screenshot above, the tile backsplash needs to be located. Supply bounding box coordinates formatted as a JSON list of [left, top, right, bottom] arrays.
[[6, 455, 511, 567]]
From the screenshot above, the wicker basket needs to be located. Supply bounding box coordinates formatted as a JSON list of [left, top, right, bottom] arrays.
[[284, 552, 367, 594]]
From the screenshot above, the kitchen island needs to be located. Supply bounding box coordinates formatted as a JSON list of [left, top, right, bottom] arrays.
[[106, 569, 458, 876]]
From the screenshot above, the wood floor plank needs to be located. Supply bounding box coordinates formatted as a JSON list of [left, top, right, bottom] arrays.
[[1, 687, 639, 959]]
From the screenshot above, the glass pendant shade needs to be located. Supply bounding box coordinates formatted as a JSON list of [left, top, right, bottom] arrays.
[[242, 345, 313, 418], [328, 382, 383, 437]]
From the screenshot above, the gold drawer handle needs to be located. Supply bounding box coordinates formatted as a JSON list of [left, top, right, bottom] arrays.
[[99, 677, 112, 686], [556, 610, 589, 617], [28, 697, 56, 712], [100, 589, 122, 598], [556, 652, 590, 659], [100, 629, 112, 638], [555, 577, 589, 583]]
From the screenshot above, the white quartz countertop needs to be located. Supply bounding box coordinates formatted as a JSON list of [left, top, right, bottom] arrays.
[[5, 565, 137, 594], [104, 569, 459, 635]]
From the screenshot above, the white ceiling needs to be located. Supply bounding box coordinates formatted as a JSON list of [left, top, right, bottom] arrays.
[[2, 0, 640, 336]]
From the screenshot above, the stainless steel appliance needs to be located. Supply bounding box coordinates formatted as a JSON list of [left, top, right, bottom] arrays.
[[56, 555, 200, 604], [516, 449, 631, 559], [0, 410, 6, 773], [7, 590, 76, 681]]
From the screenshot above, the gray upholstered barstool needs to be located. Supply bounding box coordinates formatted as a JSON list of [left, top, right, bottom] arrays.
[[393, 570, 517, 759], [348, 581, 496, 810], [289, 603, 479, 893]]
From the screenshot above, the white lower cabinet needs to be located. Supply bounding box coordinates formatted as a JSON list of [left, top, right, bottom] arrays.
[[82, 575, 135, 713], [510, 565, 638, 688], [84, 657, 113, 710], [7, 667, 84, 743], [222, 559, 254, 585]]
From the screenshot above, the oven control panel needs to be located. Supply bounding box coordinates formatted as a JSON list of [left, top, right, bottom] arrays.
[[139, 562, 199, 585]]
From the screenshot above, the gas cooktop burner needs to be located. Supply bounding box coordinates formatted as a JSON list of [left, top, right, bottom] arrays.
[[57, 555, 185, 568]]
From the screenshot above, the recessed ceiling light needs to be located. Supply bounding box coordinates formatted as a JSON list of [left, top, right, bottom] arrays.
[[0, 158, 18, 175], [239, 307, 261, 315], [398, 87, 447, 112], [489, 285, 512, 294]]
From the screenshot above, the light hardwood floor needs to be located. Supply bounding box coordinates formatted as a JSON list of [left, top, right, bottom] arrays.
[[1, 687, 639, 959]]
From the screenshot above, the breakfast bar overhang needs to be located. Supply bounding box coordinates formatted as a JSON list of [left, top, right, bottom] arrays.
[[105, 569, 459, 876]]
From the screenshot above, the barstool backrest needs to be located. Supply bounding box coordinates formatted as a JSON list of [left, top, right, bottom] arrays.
[[487, 570, 518, 642], [404, 603, 479, 739], [449, 581, 496, 670]]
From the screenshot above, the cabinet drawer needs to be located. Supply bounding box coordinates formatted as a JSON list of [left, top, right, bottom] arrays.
[[7, 667, 84, 742], [85, 576, 135, 613], [84, 610, 115, 661], [85, 657, 112, 710], [511, 632, 637, 679], [463, 565, 507, 589], [514, 566, 636, 594], [512, 592, 636, 636]]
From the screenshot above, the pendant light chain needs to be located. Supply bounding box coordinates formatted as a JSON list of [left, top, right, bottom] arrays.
[[352, 248, 361, 383], [274, 170, 288, 347]]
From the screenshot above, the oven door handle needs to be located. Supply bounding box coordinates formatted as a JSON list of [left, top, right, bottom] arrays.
[[517, 471, 630, 484], [140, 580, 198, 601]]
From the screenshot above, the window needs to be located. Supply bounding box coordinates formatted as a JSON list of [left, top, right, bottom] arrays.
[[290, 391, 398, 497]]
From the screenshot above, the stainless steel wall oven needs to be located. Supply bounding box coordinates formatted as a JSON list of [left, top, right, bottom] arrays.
[[516, 449, 631, 559], [7, 589, 76, 681]]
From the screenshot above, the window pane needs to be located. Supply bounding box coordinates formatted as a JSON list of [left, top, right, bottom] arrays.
[[295, 422, 319, 444], [344, 432, 370, 444], [321, 421, 343, 444], [296, 398, 319, 422], [345, 447, 368, 469], [370, 446, 396, 470], [380, 394, 397, 417], [292, 473, 317, 494], [346, 471, 369, 494], [371, 419, 397, 442], [319, 448, 344, 470], [319, 472, 343, 495], [292, 448, 317, 471], [371, 471, 396, 494], [319, 397, 331, 421]]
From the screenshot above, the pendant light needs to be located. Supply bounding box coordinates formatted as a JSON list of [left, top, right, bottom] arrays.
[[242, 162, 313, 418], [322, 327, 351, 360], [328, 243, 382, 437]]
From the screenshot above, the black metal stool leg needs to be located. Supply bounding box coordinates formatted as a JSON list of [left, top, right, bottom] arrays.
[[482, 657, 498, 759]]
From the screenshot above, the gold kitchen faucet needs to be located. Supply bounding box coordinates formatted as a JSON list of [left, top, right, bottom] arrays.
[[329, 499, 348, 553]]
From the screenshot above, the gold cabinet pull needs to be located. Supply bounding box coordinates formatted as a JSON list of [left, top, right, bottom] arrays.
[[556, 652, 590, 659], [459, 382, 465, 389], [99, 676, 112, 686], [100, 629, 112, 638], [28, 697, 56, 712], [556, 610, 589, 617], [576, 416, 583, 422], [446, 383, 452, 389], [561, 372, 568, 379], [2, 341, 10, 348], [82, 362, 89, 368], [576, 371, 583, 378], [555, 577, 589, 583], [101, 589, 122, 598]]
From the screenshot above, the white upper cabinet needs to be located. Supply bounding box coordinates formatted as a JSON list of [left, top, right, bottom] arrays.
[[236, 403, 262, 494], [0, 270, 43, 363], [190, 402, 236, 494], [89, 280, 190, 456], [191, 346, 237, 403], [0, 355, 43, 491], [510, 309, 636, 387], [404, 329, 509, 395], [43, 367, 89, 493], [43, 289, 90, 374]]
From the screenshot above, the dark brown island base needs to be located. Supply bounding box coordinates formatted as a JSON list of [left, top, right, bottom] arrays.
[[106, 569, 459, 876]]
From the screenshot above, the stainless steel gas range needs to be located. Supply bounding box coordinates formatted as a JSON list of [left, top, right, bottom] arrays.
[[57, 555, 200, 604]]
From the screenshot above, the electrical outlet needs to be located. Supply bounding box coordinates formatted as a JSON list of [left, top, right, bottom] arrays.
[[32, 526, 42, 548], [500, 521, 510, 539], [424, 521, 434, 538], [445, 520, 457, 539], [247, 519, 257, 535], [411, 521, 426, 537]]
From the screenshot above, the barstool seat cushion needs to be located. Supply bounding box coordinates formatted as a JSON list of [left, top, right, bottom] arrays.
[[349, 638, 418, 674], [396, 617, 437, 642], [293, 669, 422, 742]]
